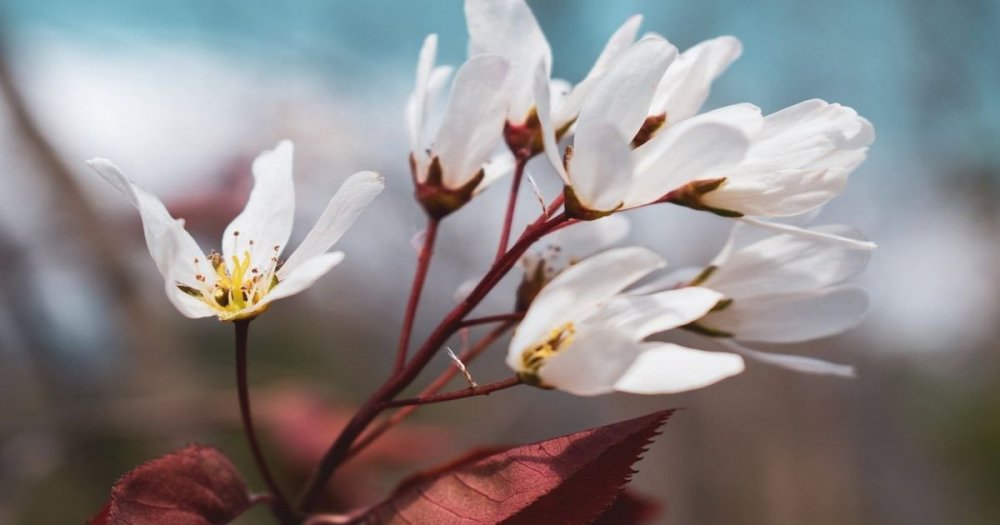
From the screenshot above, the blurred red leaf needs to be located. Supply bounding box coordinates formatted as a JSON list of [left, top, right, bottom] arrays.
[[592, 489, 662, 525], [358, 409, 674, 524], [89, 444, 252, 525]]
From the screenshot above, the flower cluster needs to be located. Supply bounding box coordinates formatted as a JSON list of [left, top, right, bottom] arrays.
[[87, 1, 879, 521]]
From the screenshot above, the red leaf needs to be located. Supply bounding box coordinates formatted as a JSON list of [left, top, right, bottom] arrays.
[[89, 444, 252, 525], [359, 409, 674, 524], [592, 489, 662, 525]]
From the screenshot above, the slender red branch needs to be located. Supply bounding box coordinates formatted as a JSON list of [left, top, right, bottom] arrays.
[[495, 152, 529, 260], [296, 211, 569, 513], [234, 321, 296, 524], [381, 376, 522, 409], [394, 218, 439, 372], [347, 321, 516, 459], [457, 312, 524, 329]]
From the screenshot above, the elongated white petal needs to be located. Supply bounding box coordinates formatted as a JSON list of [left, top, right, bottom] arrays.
[[263, 252, 345, 306], [576, 37, 677, 145], [737, 218, 877, 250], [432, 55, 510, 188], [614, 342, 744, 394], [509, 246, 665, 365], [748, 100, 873, 170], [626, 106, 759, 206], [551, 15, 644, 127], [627, 266, 702, 295], [87, 158, 205, 283], [568, 121, 634, 210], [703, 166, 849, 216], [634, 103, 761, 175], [465, 0, 550, 121], [702, 224, 872, 299], [406, 35, 437, 153], [651, 36, 743, 123], [278, 171, 383, 279], [703, 286, 870, 343], [716, 339, 855, 378], [478, 150, 516, 192], [532, 58, 569, 184], [164, 237, 215, 319], [222, 141, 296, 271], [538, 326, 641, 396], [600, 287, 723, 341]]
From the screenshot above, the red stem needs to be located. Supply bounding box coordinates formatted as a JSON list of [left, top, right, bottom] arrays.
[[234, 320, 296, 524], [381, 376, 522, 409], [346, 321, 516, 459], [457, 312, 524, 329], [394, 218, 439, 372], [296, 211, 568, 513], [495, 153, 529, 261]]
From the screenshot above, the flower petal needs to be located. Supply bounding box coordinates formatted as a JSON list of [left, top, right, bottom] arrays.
[[465, 0, 551, 121], [576, 36, 677, 145], [702, 286, 870, 343], [704, 166, 849, 216], [222, 141, 296, 270], [87, 158, 205, 283], [716, 339, 855, 378], [432, 54, 510, 188], [568, 121, 634, 211], [278, 171, 383, 279], [626, 105, 760, 206], [735, 218, 878, 250], [538, 325, 642, 396], [702, 224, 872, 299], [262, 252, 345, 306], [599, 287, 723, 341], [747, 99, 873, 170], [532, 58, 569, 184], [509, 246, 665, 368], [406, 34, 440, 154], [650, 36, 743, 123], [614, 342, 744, 394], [551, 14, 644, 127]]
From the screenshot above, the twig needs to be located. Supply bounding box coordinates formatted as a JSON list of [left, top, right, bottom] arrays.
[[380, 377, 522, 409], [394, 218, 439, 372], [457, 312, 524, 328], [345, 321, 516, 460]]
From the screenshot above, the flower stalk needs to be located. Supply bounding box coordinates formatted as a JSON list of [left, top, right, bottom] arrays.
[[234, 320, 296, 524]]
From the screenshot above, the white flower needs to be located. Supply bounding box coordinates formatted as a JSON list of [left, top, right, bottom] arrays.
[[534, 33, 872, 225], [637, 223, 871, 376], [507, 247, 744, 396], [465, 0, 644, 130], [407, 34, 511, 199], [695, 100, 875, 217], [88, 140, 384, 321], [516, 215, 630, 310]]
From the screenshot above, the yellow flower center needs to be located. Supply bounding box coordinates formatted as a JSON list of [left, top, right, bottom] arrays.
[[178, 232, 281, 321], [518, 322, 575, 386]]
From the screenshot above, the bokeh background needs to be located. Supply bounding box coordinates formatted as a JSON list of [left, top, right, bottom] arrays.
[[1, 1, 999, 523]]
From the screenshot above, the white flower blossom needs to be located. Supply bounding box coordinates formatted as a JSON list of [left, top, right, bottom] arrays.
[[507, 247, 744, 396], [636, 223, 871, 376], [465, 0, 644, 130], [88, 140, 384, 321], [515, 215, 630, 310], [407, 34, 511, 195], [532, 29, 873, 236]]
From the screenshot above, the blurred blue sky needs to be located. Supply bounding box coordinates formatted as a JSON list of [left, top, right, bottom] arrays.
[[3, 0, 998, 171]]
